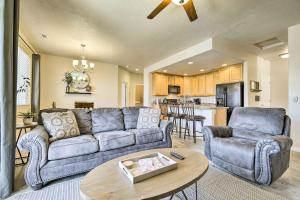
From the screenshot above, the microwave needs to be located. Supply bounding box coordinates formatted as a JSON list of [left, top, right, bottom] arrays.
[[168, 85, 180, 94]]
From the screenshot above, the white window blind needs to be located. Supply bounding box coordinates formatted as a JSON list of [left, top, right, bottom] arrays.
[[17, 47, 30, 106]]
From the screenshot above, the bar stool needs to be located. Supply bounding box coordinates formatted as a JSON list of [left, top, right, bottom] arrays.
[[169, 103, 186, 137], [182, 103, 206, 143], [159, 103, 171, 120]]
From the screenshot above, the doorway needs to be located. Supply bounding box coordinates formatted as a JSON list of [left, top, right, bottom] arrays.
[[135, 84, 144, 106]]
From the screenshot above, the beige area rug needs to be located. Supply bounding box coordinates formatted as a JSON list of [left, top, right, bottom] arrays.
[[7, 166, 288, 200]]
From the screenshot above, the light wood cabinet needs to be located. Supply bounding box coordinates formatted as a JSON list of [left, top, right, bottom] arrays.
[[152, 73, 168, 96], [205, 73, 214, 96], [191, 76, 199, 96], [152, 63, 243, 97], [197, 75, 206, 96], [218, 67, 230, 84], [184, 76, 192, 96], [230, 64, 243, 82]]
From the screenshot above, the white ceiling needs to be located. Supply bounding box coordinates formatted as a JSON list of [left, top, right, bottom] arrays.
[[20, 0, 300, 72], [156, 50, 242, 75]]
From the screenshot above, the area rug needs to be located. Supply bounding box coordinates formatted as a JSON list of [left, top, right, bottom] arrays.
[[7, 166, 288, 200]]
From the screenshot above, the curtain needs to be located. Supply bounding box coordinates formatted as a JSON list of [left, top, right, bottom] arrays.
[[31, 54, 40, 121], [0, 0, 19, 198]]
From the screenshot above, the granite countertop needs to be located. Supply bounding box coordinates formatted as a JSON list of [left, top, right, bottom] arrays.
[[193, 104, 229, 110]]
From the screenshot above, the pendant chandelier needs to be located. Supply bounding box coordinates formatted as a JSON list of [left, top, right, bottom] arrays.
[[72, 44, 95, 73]]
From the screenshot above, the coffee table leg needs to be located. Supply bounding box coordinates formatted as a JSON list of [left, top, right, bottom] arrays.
[[181, 191, 188, 200], [195, 181, 198, 200]]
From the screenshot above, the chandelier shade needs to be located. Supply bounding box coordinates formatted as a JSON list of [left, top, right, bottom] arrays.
[[72, 44, 95, 73]]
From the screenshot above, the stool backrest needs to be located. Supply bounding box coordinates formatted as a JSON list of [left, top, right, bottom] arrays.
[[182, 103, 195, 118], [159, 103, 168, 116], [169, 103, 180, 115]]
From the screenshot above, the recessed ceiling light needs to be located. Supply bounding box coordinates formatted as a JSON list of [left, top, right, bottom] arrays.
[[184, 73, 188, 76], [222, 64, 228, 67], [126, 65, 129, 68], [41, 34, 47, 39], [135, 68, 139, 71], [163, 70, 168, 73], [279, 53, 289, 59], [188, 62, 194, 65], [200, 69, 205, 72]]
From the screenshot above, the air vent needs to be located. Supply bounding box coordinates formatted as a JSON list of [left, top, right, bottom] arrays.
[[254, 37, 284, 50]]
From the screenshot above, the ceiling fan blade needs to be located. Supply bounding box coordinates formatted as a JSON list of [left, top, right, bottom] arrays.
[[147, 0, 172, 19], [183, 0, 198, 22]]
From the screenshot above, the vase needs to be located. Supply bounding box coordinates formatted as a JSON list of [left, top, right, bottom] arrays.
[[66, 85, 70, 93], [23, 118, 33, 125]]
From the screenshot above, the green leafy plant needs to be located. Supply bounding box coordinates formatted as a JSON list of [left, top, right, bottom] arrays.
[[63, 72, 73, 85], [17, 111, 36, 119]]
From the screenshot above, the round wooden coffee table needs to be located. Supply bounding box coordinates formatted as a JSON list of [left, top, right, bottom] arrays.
[[80, 148, 209, 200]]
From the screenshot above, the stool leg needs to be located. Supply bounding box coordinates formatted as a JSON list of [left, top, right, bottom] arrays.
[[179, 118, 182, 138], [193, 120, 196, 143], [184, 120, 188, 140]]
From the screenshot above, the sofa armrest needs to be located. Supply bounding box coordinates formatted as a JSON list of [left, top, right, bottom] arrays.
[[17, 125, 49, 189], [255, 135, 293, 185], [202, 126, 232, 160], [159, 120, 173, 146]]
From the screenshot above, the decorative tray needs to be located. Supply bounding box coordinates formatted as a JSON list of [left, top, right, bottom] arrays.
[[119, 152, 177, 184]]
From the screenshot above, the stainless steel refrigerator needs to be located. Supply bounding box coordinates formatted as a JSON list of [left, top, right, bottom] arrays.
[[216, 82, 244, 123]]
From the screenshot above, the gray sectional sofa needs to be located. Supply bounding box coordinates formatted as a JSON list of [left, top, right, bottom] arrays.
[[18, 107, 173, 190], [202, 107, 293, 185]]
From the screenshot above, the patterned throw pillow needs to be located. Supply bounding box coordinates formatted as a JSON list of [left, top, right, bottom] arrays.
[[42, 111, 80, 142], [137, 108, 161, 129]]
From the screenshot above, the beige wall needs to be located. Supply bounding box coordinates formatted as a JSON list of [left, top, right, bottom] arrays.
[[270, 59, 288, 110], [40, 54, 118, 109], [288, 24, 300, 151], [118, 67, 143, 107]]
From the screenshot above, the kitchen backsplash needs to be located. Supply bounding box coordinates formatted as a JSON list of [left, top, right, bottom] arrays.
[[152, 96, 216, 104]]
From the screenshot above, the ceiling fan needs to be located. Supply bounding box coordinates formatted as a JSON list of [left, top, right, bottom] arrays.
[[147, 0, 198, 22]]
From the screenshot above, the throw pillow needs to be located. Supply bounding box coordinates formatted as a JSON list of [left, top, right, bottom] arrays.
[[42, 111, 80, 142], [71, 109, 92, 134], [137, 108, 161, 129]]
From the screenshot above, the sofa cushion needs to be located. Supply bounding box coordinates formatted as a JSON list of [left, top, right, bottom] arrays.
[[48, 135, 99, 160], [38, 108, 68, 125], [94, 131, 135, 151], [71, 109, 92, 134], [232, 128, 273, 141], [229, 107, 286, 136], [137, 108, 160, 129], [211, 137, 256, 170], [129, 128, 163, 145], [92, 108, 124, 133], [42, 111, 80, 142], [122, 107, 141, 130]]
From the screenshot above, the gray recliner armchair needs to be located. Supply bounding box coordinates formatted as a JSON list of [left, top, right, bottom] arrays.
[[202, 107, 293, 185]]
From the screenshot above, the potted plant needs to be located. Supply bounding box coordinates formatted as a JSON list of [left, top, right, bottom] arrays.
[[18, 111, 36, 125], [63, 72, 73, 92]]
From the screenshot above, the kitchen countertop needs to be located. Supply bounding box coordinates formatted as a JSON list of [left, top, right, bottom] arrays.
[[193, 104, 229, 110]]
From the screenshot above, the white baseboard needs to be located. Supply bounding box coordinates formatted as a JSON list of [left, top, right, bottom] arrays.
[[291, 146, 300, 153]]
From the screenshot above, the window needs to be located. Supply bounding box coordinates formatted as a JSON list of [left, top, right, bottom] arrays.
[[17, 47, 31, 106]]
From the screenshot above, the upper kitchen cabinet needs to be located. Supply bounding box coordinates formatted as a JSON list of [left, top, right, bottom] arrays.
[[168, 75, 175, 85], [218, 67, 230, 84], [191, 76, 199, 96], [184, 76, 192, 96], [229, 64, 243, 82], [175, 76, 184, 96], [197, 75, 206, 96], [205, 73, 215, 96], [152, 73, 168, 96]]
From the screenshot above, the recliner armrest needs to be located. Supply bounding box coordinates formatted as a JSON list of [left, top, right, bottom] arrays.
[[202, 126, 232, 160], [202, 126, 232, 140], [255, 135, 293, 185]]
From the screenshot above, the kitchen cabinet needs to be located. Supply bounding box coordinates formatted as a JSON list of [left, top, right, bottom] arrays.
[[205, 73, 214, 96], [168, 75, 175, 85], [230, 64, 243, 82], [184, 76, 192, 96], [218, 67, 230, 84], [175, 76, 184, 96], [191, 76, 199, 96], [197, 75, 206, 96], [152, 73, 168, 96]]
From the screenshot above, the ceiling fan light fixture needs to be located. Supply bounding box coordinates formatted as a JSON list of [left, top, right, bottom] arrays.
[[172, 0, 190, 6]]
